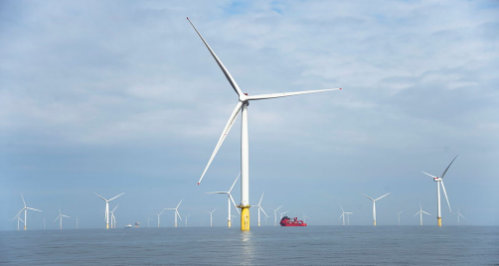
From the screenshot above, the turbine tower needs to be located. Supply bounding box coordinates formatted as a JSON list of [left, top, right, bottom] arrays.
[[156, 209, 166, 228], [414, 205, 431, 226], [95, 192, 124, 229], [254, 193, 269, 227], [208, 209, 216, 227], [54, 209, 70, 230], [397, 211, 404, 226], [364, 193, 390, 226], [17, 194, 42, 231], [166, 200, 183, 228], [273, 206, 283, 226], [187, 17, 341, 232], [207, 174, 240, 228], [422, 155, 457, 227]]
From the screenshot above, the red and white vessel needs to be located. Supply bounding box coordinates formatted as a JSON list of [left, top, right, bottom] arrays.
[[280, 216, 307, 227]]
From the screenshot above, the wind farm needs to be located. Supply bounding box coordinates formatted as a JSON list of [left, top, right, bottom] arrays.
[[3, 2, 498, 265]]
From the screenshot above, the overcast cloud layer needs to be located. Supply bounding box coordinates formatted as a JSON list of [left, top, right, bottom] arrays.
[[1, 0, 498, 230]]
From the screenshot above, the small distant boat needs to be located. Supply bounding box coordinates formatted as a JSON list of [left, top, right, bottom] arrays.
[[280, 216, 307, 227]]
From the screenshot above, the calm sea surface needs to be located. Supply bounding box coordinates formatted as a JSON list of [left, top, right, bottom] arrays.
[[1, 226, 498, 265]]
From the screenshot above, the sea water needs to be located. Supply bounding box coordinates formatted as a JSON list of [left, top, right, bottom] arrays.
[[1, 226, 498, 265]]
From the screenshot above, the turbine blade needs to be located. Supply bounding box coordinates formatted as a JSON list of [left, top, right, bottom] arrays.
[[441, 155, 458, 178], [13, 209, 24, 220], [95, 193, 107, 201], [20, 194, 26, 207], [422, 211, 431, 215], [257, 193, 264, 206], [198, 102, 243, 185], [111, 205, 119, 213], [375, 193, 390, 201], [441, 180, 452, 212], [187, 17, 243, 97], [206, 191, 227, 194], [109, 192, 125, 202], [27, 207, 42, 212], [363, 194, 374, 201], [421, 171, 437, 178], [228, 173, 240, 193], [246, 88, 341, 101], [261, 207, 269, 217], [229, 194, 240, 214], [176, 200, 183, 209], [54, 216, 59, 222], [176, 210, 182, 221]]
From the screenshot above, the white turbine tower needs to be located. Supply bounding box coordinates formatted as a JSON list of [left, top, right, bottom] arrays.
[[208, 209, 216, 227], [166, 200, 183, 228], [397, 211, 404, 226], [364, 193, 390, 226], [17, 194, 42, 231], [254, 193, 269, 227], [422, 155, 457, 227], [110, 205, 119, 229], [187, 17, 341, 232], [54, 209, 70, 230], [95, 192, 124, 229], [414, 205, 431, 226], [273, 206, 283, 226], [207, 174, 240, 228], [156, 209, 166, 228]]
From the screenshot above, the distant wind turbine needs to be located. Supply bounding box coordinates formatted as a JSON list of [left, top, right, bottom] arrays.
[[208, 209, 216, 227], [273, 206, 283, 226], [12, 212, 24, 231], [207, 174, 240, 228], [95, 192, 124, 229], [339, 206, 353, 226], [110, 205, 119, 229], [414, 204, 431, 226], [156, 209, 166, 228], [54, 209, 70, 230], [165, 200, 183, 228], [187, 17, 341, 232], [16, 194, 42, 231], [255, 193, 269, 227], [397, 211, 404, 226], [422, 155, 457, 227], [456, 209, 465, 225], [364, 193, 390, 226]]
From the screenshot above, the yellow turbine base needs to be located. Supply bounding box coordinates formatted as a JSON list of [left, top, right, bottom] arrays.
[[437, 217, 442, 227], [373, 220, 376, 226], [24, 226, 26, 231], [240, 206, 250, 231], [228, 219, 231, 228], [106, 223, 109, 230]]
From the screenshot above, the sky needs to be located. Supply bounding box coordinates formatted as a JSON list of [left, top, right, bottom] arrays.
[[1, 0, 498, 230]]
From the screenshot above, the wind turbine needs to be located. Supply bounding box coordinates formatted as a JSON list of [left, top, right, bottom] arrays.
[[456, 209, 465, 225], [17, 194, 42, 231], [339, 206, 353, 226], [156, 209, 166, 228], [254, 193, 269, 227], [208, 209, 216, 227], [207, 174, 240, 228], [54, 209, 70, 230], [165, 200, 183, 228], [187, 17, 341, 232], [273, 206, 283, 226], [414, 204, 431, 226], [110, 205, 119, 229], [364, 193, 390, 226], [95, 192, 124, 229], [422, 155, 457, 227], [397, 211, 404, 226]]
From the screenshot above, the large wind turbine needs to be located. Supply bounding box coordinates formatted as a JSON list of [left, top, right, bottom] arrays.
[[364, 193, 390, 226], [187, 18, 341, 231], [17, 194, 42, 231], [207, 174, 240, 228], [95, 192, 124, 229], [422, 155, 457, 227], [414, 205, 431, 226], [166, 200, 183, 228], [54, 209, 70, 230], [254, 193, 269, 227]]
